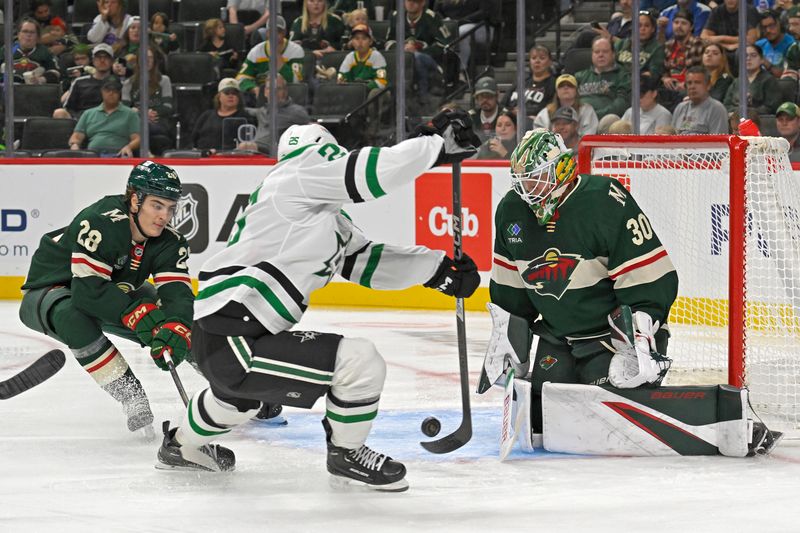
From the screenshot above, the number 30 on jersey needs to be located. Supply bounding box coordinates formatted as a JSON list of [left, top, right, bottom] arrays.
[[626, 214, 653, 245]]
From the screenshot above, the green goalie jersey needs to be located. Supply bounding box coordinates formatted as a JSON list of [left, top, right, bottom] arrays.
[[22, 195, 194, 326], [490, 174, 678, 342]]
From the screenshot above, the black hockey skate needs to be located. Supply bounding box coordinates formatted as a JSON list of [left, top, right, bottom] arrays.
[[748, 421, 784, 456], [156, 421, 235, 472], [323, 418, 408, 492], [252, 403, 288, 426]]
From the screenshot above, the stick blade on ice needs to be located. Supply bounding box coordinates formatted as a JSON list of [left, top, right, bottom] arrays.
[[0, 349, 66, 400]]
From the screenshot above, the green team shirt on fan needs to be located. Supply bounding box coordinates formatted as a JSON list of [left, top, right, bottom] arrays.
[[237, 39, 305, 93], [22, 195, 194, 327], [490, 174, 678, 342], [337, 48, 388, 90]]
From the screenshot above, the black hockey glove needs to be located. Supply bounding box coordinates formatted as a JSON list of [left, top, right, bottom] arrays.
[[413, 110, 481, 165], [424, 253, 480, 298]]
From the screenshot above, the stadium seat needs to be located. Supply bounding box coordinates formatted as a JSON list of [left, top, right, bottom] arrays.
[[370, 21, 391, 44], [317, 51, 350, 81], [561, 47, 593, 74], [777, 78, 798, 105], [311, 83, 367, 125], [162, 149, 204, 158], [127, 0, 173, 17], [73, 0, 100, 28], [287, 83, 309, 109], [166, 52, 219, 87], [19, 118, 76, 154], [759, 114, 778, 137], [12, 84, 62, 120], [177, 0, 225, 24], [41, 149, 100, 158], [383, 51, 415, 91], [20, 0, 68, 18]]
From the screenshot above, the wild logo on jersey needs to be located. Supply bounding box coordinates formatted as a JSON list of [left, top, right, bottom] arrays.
[[521, 247, 582, 299]]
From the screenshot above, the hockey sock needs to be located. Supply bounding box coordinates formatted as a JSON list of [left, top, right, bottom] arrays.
[[175, 388, 259, 448], [325, 391, 380, 449], [72, 336, 129, 387]]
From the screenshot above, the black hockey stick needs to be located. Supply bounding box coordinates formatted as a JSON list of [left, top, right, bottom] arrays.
[[163, 350, 189, 406], [421, 161, 473, 453], [0, 349, 66, 400]]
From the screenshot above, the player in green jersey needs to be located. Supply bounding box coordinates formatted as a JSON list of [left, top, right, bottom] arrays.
[[19, 161, 194, 438]]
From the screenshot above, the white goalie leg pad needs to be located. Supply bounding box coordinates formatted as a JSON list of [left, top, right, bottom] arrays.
[[499, 373, 540, 460], [327, 337, 386, 449], [542, 383, 751, 457]]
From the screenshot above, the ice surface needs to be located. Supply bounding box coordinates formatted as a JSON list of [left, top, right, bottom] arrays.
[[1, 302, 799, 533]]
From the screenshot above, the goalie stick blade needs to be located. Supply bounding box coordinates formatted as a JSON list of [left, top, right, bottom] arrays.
[[0, 349, 66, 400], [419, 421, 472, 454]]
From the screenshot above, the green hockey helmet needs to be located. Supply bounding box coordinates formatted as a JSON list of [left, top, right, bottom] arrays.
[[509, 129, 577, 225], [127, 160, 182, 202]]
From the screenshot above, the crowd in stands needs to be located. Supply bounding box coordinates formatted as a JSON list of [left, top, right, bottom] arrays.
[[2, 0, 800, 161]]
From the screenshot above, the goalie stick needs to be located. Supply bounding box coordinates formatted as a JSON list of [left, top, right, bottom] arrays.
[[0, 349, 66, 400], [420, 161, 473, 454]]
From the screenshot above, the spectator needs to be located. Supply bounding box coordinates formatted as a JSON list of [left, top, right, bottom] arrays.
[[786, 7, 800, 40], [615, 9, 666, 80], [289, 0, 346, 59], [243, 76, 310, 154], [341, 8, 380, 49], [534, 73, 599, 137], [200, 18, 241, 73], [660, 8, 704, 110], [228, 0, 270, 37], [69, 78, 140, 156], [468, 77, 501, 141], [0, 18, 60, 84], [655, 123, 677, 134], [724, 44, 781, 114], [433, 0, 490, 72], [191, 78, 255, 151], [622, 76, 672, 134], [607, 119, 633, 134], [113, 16, 140, 77], [28, 0, 70, 54], [55, 43, 115, 119], [657, 0, 711, 41], [502, 45, 556, 121], [87, 0, 132, 46], [701, 0, 760, 53], [550, 106, 581, 150], [728, 108, 761, 134], [386, 0, 448, 105], [775, 101, 800, 161], [150, 12, 179, 56], [575, 36, 631, 125], [332, 0, 376, 20], [475, 111, 516, 160], [61, 43, 93, 92], [122, 49, 173, 155], [756, 10, 795, 77], [672, 66, 728, 134], [237, 16, 304, 97], [606, 0, 633, 42], [702, 42, 735, 102]]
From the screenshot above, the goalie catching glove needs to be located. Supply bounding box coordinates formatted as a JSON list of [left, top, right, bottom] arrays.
[[121, 299, 166, 346], [477, 303, 533, 393], [424, 253, 480, 298], [607, 305, 671, 388], [413, 109, 481, 165], [149, 320, 191, 370]]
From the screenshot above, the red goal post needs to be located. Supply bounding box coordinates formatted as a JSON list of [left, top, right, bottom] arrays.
[[577, 135, 800, 432]]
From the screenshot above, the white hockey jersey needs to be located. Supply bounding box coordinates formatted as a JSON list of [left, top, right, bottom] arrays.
[[195, 135, 447, 334]]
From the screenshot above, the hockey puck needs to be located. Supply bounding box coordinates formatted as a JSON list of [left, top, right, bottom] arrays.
[[421, 416, 441, 437]]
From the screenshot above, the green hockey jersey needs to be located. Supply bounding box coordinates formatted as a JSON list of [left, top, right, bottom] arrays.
[[22, 195, 193, 327], [490, 174, 678, 342], [337, 48, 388, 90]]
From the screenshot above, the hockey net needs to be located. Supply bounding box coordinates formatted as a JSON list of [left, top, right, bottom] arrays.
[[578, 135, 800, 433]]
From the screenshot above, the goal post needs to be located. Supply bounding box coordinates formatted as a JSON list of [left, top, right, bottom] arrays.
[[577, 135, 800, 432]]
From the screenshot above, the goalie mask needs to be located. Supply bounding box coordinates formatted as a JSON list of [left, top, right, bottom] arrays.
[[509, 129, 577, 225], [277, 123, 338, 161]]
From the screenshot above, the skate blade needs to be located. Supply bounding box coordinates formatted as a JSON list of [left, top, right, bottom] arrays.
[[328, 474, 409, 493], [760, 432, 785, 456], [154, 462, 235, 473], [252, 415, 288, 426]]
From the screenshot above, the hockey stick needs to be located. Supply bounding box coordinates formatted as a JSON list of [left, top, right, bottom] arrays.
[[163, 350, 189, 406], [421, 161, 473, 453], [0, 349, 66, 400]]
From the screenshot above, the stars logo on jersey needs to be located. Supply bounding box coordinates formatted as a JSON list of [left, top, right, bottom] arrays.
[[506, 222, 523, 244], [313, 231, 348, 283], [292, 331, 320, 343], [521, 247, 582, 299]]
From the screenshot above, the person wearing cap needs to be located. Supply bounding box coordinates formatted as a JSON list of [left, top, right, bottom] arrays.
[[775, 102, 800, 162], [614, 10, 666, 81], [0, 17, 60, 84], [550, 106, 580, 150], [672, 65, 728, 134], [468, 77, 501, 142], [534, 73, 599, 137], [660, 8, 704, 110], [657, 0, 710, 42], [68, 77, 140, 156], [756, 10, 795, 77], [54, 43, 116, 119], [502, 45, 556, 120], [621, 76, 672, 134], [475, 110, 517, 160], [785, 6, 800, 40], [289, 0, 346, 59], [575, 36, 631, 121], [87, 0, 132, 46], [237, 15, 305, 97], [192, 78, 255, 152]]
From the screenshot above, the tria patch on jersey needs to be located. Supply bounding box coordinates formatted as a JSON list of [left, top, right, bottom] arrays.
[[521, 247, 582, 299], [506, 222, 523, 244]]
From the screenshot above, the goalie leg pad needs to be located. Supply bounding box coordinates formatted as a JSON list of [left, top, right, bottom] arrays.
[[542, 383, 752, 457], [477, 303, 533, 393]]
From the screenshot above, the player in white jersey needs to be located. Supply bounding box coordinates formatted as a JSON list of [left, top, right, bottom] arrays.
[[156, 113, 482, 492]]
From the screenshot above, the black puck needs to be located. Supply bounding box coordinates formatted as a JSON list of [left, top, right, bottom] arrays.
[[421, 416, 441, 437]]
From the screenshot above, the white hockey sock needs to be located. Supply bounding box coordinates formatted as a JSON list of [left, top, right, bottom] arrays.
[[175, 388, 258, 448], [72, 335, 129, 387]]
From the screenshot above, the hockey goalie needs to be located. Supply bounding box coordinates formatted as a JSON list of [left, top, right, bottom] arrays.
[[479, 129, 782, 459]]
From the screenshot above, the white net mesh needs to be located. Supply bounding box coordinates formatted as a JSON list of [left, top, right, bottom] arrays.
[[586, 136, 800, 433]]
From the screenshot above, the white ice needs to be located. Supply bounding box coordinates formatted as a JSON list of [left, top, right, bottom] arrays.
[[1, 301, 799, 533]]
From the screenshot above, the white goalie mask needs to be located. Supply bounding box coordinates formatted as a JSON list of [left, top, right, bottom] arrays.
[[277, 123, 338, 161]]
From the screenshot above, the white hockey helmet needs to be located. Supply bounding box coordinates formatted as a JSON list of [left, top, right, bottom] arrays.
[[277, 123, 338, 161]]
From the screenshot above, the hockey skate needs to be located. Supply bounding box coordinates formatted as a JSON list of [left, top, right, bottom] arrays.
[[323, 419, 408, 492], [748, 421, 784, 456], [122, 394, 155, 440], [155, 421, 235, 472], [251, 403, 288, 426]]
